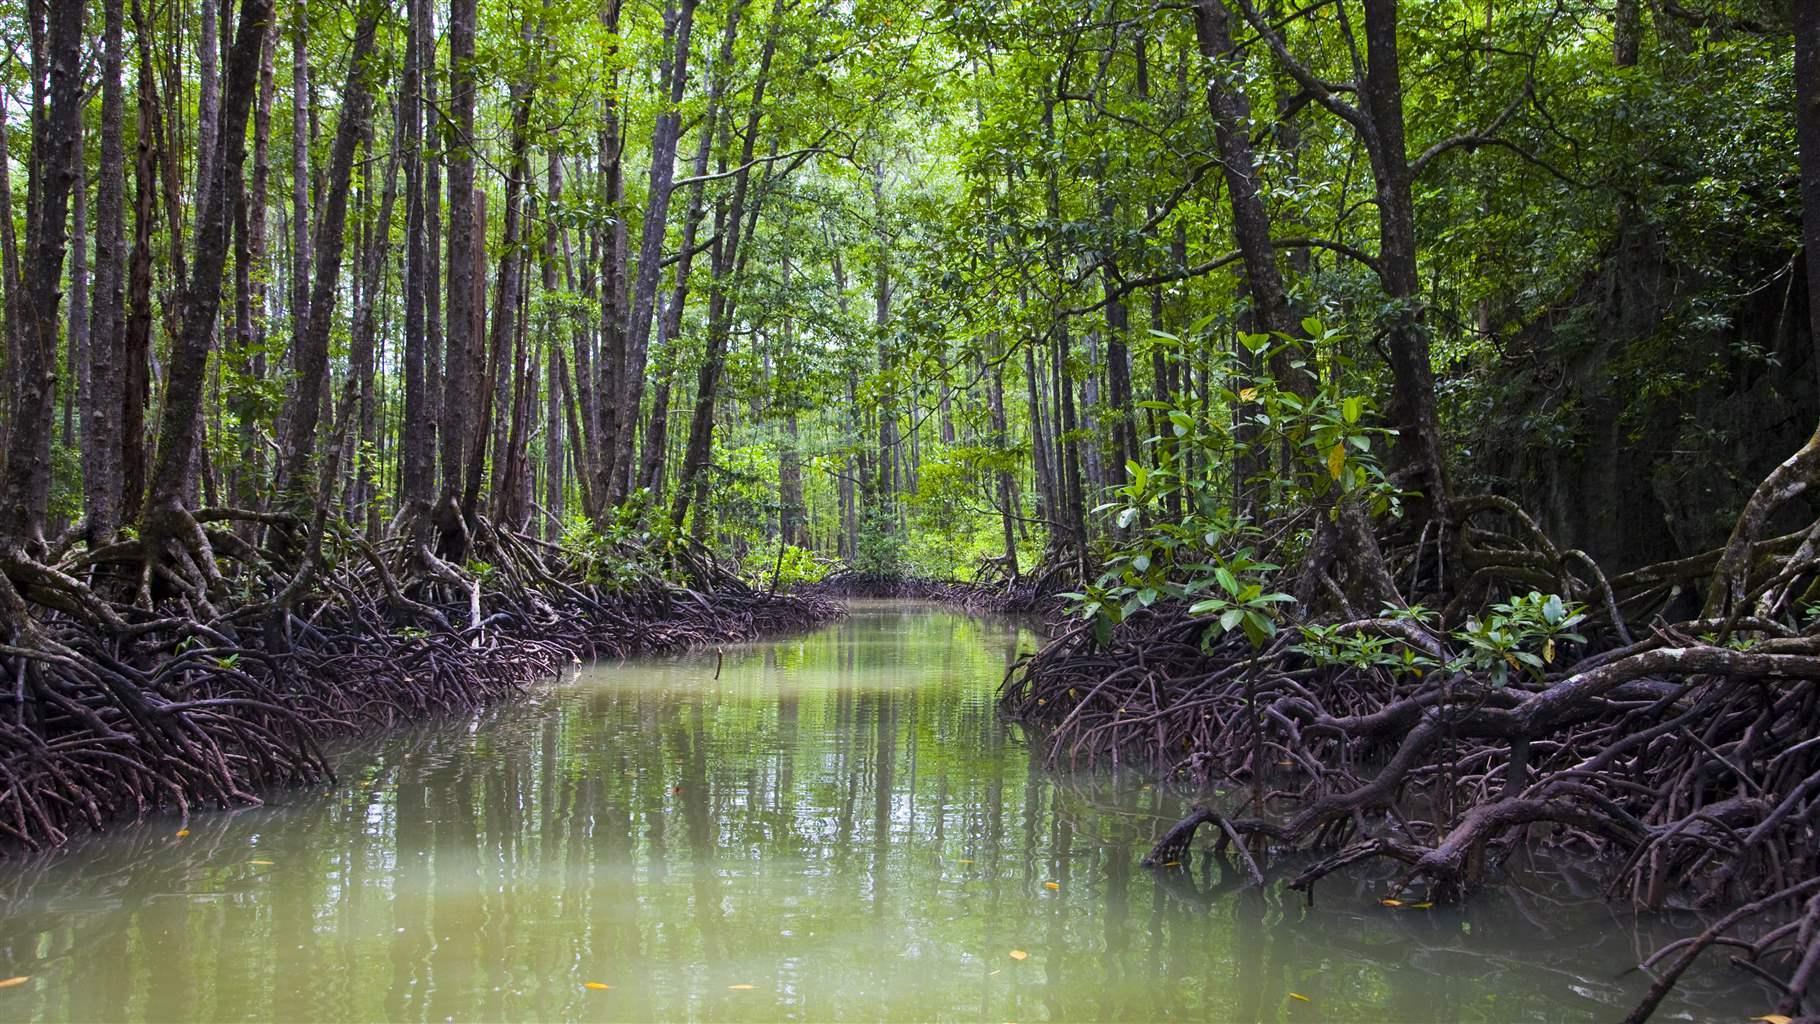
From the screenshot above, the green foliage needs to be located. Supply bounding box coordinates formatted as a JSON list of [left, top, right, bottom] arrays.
[[1449, 592, 1588, 688], [739, 544, 829, 589]]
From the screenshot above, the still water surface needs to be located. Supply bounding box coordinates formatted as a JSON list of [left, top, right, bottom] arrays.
[[0, 602, 1770, 1021]]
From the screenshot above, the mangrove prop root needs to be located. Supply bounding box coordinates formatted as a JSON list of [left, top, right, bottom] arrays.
[[0, 517, 842, 857], [1001, 506, 1820, 1021]]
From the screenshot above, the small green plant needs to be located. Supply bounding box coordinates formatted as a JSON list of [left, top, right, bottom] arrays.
[[1449, 592, 1586, 687]]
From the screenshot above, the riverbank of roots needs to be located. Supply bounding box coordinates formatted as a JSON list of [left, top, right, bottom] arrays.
[[0, 511, 840, 856], [798, 566, 1063, 615], [1001, 457, 1820, 1019]]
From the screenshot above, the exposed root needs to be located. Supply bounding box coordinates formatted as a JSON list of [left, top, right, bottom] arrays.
[[1002, 476, 1820, 1019], [0, 514, 841, 856]]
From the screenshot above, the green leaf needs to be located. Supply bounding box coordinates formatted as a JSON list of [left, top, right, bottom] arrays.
[[1542, 594, 1566, 625], [1220, 608, 1246, 632], [1215, 566, 1239, 596]]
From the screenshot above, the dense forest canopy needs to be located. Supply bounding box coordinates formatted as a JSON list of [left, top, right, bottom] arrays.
[[0, 0, 1805, 583]]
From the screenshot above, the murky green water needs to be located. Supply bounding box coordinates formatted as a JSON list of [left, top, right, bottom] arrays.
[[0, 602, 1772, 1021]]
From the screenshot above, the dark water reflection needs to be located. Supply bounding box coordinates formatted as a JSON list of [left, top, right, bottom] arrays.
[[0, 602, 1771, 1021]]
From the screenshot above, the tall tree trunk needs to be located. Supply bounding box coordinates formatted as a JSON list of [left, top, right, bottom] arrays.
[[123, 0, 158, 525], [0, 0, 84, 546], [641, 2, 742, 499], [1360, 0, 1449, 528], [481, 19, 541, 523], [86, 0, 129, 545], [606, 0, 700, 507], [144, 0, 275, 534], [288, 0, 310, 390], [671, 1, 784, 531], [274, 1, 383, 499], [542, 161, 566, 537], [399, 0, 434, 504], [442, 0, 479, 505], [197, 0, 221, 201], [65, 133, 88, 459]]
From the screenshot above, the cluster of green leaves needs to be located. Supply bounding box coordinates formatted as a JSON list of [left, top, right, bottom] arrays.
[[1293, 593, 1588, 688], [1061, 321, 1399, 646]]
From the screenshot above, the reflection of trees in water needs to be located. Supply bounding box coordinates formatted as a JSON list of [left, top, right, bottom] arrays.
[[0, 609, 1767, 1021]]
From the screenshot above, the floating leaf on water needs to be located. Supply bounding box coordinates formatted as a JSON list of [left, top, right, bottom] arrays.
[[1750, 1016, 1793, 1024], [1162, 860, 1181, 868], [728, 984, 755, 991], [1289, 992, 1312, 1002], [1379, 898, 1403, 907], [957, 858, 974, 864], [250, 859, 274, 866], [1008, 950, 1029, 961], [175, 829, 190, 837], [0, 977, 28, 989], [1043, 881, 1060, 891], [1410, 901, 1434, 909], [584, 982, 611, 991]]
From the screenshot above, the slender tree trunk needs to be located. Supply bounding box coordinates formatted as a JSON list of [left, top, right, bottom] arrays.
[[442, 0, 479, 505], [274, 1, 382, 498], [0, 0, 84, 546], [145, 0, 275, 533], [85, 0, 129, 545], [399, 0, 434, 504], [542, 161, 566, 537], [288, 0, 310, 389], [608, 0, 700, 507], [197, 0, 221, 201], [641, 4, 742, 499], [123, 0, 158, 525], [65, 134, 88, 459], [1361, 0, 1449, 526]]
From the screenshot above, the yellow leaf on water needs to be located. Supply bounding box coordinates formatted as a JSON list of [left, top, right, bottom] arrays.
[[0, 977, 28, 989], [250, 860, 274, 866], [1289, 992, 1312, 1002], [1044, 881, 1060, 891], [957, 858, 974, 864], [1009, 950, 1029, 961], [728, 984, 755, 991], [1162, 861, 1182, 868], [1410, 902, 1434, 909], [175, 829, 190, 837], [1750, 1016, 1793, 1024], [1379, 898, 1403, 907], [584, 982, 611, 991]]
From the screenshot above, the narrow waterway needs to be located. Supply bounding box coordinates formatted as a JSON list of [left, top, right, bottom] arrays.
[[0, 602, 1770, 1021]]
